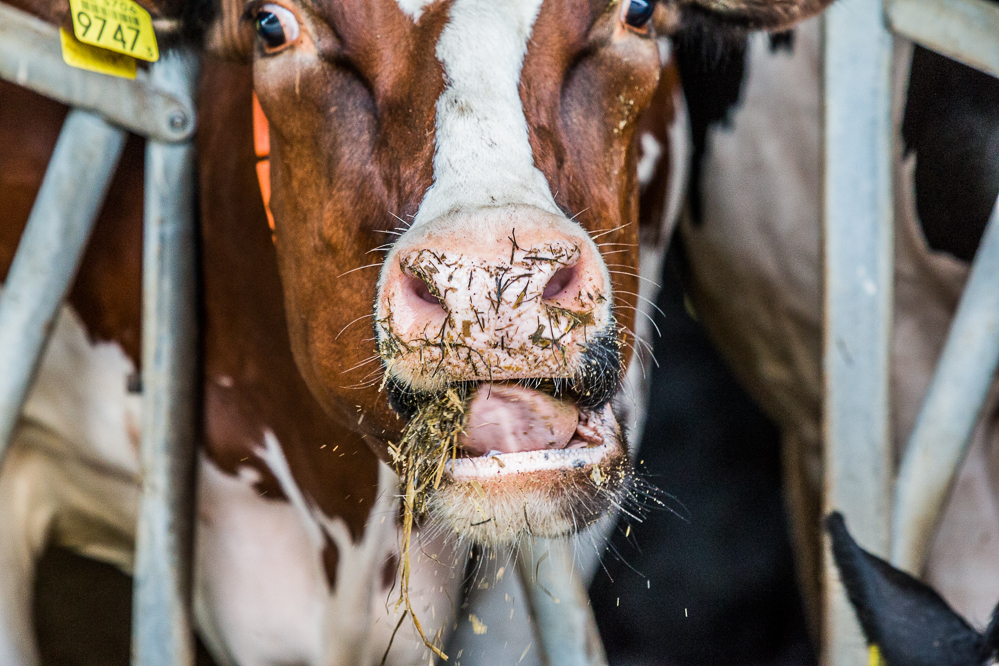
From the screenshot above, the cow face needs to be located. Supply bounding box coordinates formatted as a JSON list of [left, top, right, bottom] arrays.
[[218, 0, 832, 546]]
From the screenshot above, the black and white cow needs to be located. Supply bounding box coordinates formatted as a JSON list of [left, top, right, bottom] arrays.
[[673, 11, 999, 635]]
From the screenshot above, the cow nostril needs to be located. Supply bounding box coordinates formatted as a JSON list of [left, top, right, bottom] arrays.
[[406, 275, 442, 307], [543, 265, 577, 300]]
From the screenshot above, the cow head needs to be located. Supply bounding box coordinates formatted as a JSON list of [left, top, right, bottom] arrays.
[[206, 0, 833, 547]]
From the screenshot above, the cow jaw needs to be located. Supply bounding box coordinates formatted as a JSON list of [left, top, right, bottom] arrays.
[[408, 383, 628, 547]]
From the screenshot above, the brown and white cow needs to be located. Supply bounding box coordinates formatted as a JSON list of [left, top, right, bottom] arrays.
[[0, 0, 832, 663]]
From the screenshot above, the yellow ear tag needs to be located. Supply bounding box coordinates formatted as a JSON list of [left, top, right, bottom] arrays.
[[68, 0, 159, 62], [868, 644, 885, 666], [60, 28, 136, 79]]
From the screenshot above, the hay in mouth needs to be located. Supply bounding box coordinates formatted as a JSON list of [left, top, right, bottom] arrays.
[[383, 377, 617, 660], [386, 385, 468, 661]]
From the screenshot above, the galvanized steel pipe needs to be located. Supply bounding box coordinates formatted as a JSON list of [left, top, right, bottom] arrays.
[[516, 538, 608, 666], [891, 197, 999, 575], [0, 109, 126, 467], [821, 0, 896, 662], [887, 0, 999, 80], [131, 49, 200, 666]]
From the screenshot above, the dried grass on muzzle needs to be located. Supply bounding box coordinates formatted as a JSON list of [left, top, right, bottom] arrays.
[[386, 387, 467, 662]]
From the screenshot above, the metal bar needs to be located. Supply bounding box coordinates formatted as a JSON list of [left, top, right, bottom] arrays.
[[515, 538, 608, 666], [821, 1, 895, 662], [0, 109, 126, 468], [0, 2, 195, 142], [131, 49, 199, 666], [891, 197, 999, 575], [887, 0, 999, 80]]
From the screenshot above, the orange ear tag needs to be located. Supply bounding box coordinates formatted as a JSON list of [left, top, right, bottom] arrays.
[[251, 92, 276, 243]]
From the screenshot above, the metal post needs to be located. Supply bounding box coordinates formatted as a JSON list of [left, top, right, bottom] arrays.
[[516, 538, 608, 666], [0, 2, 195, 143], [0, 109, 126, 467], [887, 0, 999, 79], [821, 0, 895, 662], [131, 49, 200, 666], [891, 198, 999, 575]]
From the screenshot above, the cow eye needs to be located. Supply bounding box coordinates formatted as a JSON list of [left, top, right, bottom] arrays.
[[623, 0, 655, 28], [255, 5, 299, 51]]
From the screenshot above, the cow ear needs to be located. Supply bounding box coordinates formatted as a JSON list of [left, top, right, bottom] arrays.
[[825, 512, 988, 666], [665, 0, 832, 33]]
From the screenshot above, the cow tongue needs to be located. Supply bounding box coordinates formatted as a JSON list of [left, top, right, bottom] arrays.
[[459, 383, 579, 456]]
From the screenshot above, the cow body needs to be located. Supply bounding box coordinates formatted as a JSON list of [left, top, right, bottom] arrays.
[[678, 18, 999, 628]]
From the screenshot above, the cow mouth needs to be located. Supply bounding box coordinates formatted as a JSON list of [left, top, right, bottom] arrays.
[[387, 376, 629, 544], [445, 382, 622, 481]]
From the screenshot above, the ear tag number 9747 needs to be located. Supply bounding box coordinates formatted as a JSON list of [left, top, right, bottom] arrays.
[[68, 0, 159, 62]]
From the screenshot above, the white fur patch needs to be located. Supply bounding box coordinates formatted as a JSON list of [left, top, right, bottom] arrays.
[[22, 306, 142, 478], [412, 0, 560, 227], [196, 434, 458, 665], [395, 0, 438, 22], [637, 132, 663, 187]]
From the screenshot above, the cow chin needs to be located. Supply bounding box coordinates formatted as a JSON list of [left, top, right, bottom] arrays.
[[427, 402, 630, 546]]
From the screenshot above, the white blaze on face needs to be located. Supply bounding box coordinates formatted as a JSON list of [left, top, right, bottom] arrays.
[[411, 0, 561, 227]]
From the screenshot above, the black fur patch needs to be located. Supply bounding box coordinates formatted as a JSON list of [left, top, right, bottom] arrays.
[[673, 26, 749, 226], [769, 30, 794, 53], [902, 46, 999, 263]]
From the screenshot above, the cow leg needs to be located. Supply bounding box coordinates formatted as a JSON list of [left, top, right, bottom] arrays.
[[0, 431, 55, 666]]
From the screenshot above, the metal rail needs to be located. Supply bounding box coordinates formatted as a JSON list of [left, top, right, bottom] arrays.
[[0, 2, 195, 143], [131, 50, 200, 666], [0, 109, 126, 468], [821, 0, 896, 661], [0, 6, 201, 663], [516, 538, 608, 666], [823, 0, 999, 661], [891, 200, 999, 574], [887, 0, 999, 79]]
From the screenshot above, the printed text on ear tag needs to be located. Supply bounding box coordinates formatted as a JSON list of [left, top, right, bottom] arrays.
[[68, 0, 159, 62], [60, 28, 137, 79]]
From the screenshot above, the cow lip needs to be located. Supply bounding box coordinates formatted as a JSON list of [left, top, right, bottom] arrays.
[[445, 403, 619, 480]]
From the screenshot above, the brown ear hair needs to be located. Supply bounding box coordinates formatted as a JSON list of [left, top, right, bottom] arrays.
[[665, 0, 833, 33]]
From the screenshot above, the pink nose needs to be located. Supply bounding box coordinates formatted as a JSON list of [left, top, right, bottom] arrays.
[[376, 208, 613, 391]]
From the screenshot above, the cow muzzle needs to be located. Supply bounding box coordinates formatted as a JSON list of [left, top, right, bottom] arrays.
[[374, 206, 630, 545]]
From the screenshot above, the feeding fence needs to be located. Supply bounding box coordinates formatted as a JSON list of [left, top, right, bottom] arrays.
[[0, 5, 199, 664], [822, 0, 999, 661]]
